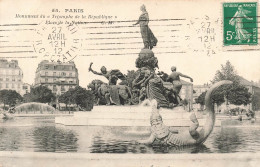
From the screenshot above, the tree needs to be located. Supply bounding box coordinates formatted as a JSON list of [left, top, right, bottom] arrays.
[[195, 91, 206, 110], [73, 86, 95, 111], [24, 85, 55, 103], [211, 86, 228, 106], [211, 61, 251, 106], [59, 88, 74, 109], [23, 93, 32, 103], [212, 60, 239, 84], [0, 90, 23, 109], [59, 86, 95, 111], [227, 84, 251, 105]]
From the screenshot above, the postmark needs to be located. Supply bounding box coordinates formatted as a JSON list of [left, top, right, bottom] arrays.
[[33, 22, 83, 62], [223, 2, 257, 46]]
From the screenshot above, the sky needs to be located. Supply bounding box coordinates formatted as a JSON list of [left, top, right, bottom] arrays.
[[0, 0, 260, 87]]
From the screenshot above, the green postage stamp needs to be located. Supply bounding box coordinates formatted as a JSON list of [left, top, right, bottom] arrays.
[[223, 2, 257, 46]]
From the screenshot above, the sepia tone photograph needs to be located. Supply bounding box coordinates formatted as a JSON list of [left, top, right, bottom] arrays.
[[0, 0, 260, 166]]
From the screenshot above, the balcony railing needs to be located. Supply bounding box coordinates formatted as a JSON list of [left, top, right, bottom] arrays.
[[38, 81, 78, 85], [38, 75, 76, 78]]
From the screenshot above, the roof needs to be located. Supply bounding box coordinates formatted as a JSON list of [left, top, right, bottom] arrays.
[[238, 76, 259, 88], [38, 60, 75, 66]]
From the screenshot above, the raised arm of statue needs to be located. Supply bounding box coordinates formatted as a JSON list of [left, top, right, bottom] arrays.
[[89, 63, 103, 76], [90, 69, 103, 76], [179, 73, 193, 82], [88, 62, 93, 71], [92, 70, 103, 76]]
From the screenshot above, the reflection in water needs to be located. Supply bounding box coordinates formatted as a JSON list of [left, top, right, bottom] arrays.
[[214, 128, 242, 153], [213, 126, 260, 153], [0, 117, 79, 152], [0, 117, 260, 153], [0, 127, 21, 151], [90, 136, 211, 154], [33, 127, 78, 152]]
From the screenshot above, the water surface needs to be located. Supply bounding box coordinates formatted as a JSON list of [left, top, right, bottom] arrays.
[[0, 116, 260, 153]]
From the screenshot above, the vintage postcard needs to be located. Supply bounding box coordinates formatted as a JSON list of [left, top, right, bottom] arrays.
[[0, 0, 260, 166]]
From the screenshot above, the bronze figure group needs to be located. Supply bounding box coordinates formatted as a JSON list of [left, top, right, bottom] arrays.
[[88, 5, 193, 108]]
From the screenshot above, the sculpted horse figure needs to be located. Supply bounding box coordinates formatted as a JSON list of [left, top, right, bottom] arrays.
[[88, 80, 133, 105], [137, 80, 232, 146]]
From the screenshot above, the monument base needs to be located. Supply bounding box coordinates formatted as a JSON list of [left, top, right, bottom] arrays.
[[55, 105, 222, 127]]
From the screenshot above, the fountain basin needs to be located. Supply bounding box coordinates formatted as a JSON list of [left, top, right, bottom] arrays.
[[55, 106, 221, 127]]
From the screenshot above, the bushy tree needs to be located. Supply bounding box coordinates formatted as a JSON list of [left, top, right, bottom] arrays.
[[73, 86, 95, 111], [24, 85, 55, 103], [212, 60, 239, 84], [211, 85, 228, 106], [59, 88, 74, 109], [227, 84, 251, 105], [0, 90, 23, 108], [195, 91, 207, 110], [195, 91, 206, 106], [211, 61, 251, 106], [59, 86, 95, 111]]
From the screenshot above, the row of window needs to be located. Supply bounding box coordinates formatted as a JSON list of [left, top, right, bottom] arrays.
[[43, 78, 76, 84], [38, 71, 75, 77], [0, 69, 22, 75], [43, 64, 75, 71], [0, 78, 22, 82], [48, 85, 74, 92], [0, 64, 17, 68], [0, 83, 21, 89]]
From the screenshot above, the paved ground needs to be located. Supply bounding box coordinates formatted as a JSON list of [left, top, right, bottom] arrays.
[[0, 151, 259, 167]]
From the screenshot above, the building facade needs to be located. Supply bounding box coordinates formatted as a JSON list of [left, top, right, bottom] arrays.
[[0, 59, 24, 95], [238, 76, 260, 111], [21, 83, 31, 95], [34, 60, 79, 95]]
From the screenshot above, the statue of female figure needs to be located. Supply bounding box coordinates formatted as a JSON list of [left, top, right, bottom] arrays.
[[135, 49, 170, 108], [229, 5, 253, 43], [133, 5, 157, 49], [141, 67, 170, 108]]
